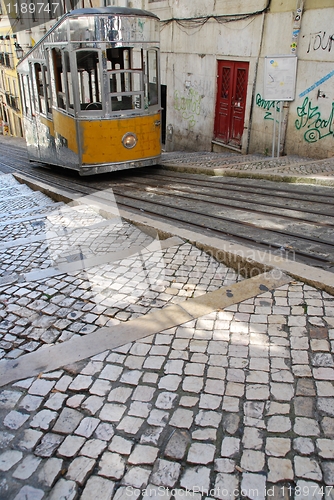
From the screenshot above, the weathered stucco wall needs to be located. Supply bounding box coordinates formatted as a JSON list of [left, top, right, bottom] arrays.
[[248, 9, 294, 156], [285, 7, 334, 158], [249, 5, 334, 158], [159, 11, 265, 151], [133, 0, 334, 158]]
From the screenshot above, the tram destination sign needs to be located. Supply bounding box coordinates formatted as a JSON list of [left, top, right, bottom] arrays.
[[4, 0, 81, 32], [263, 55, 297, 101]]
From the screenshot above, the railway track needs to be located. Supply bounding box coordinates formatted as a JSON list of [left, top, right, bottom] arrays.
[[0, 138, 334, 271]]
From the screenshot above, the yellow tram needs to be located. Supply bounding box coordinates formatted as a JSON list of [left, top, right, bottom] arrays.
[[17, 7, 161, 175]]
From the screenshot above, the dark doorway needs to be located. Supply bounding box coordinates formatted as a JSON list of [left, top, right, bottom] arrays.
[[161, 84, 167, 145]]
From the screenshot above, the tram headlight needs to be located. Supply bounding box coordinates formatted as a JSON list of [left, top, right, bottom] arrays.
[[122, 132, 137, 149]]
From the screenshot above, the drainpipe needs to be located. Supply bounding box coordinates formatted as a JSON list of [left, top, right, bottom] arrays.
[[246, 10, 266, 154]]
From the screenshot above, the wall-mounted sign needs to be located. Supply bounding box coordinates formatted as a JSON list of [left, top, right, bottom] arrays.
[[263, 55, 297, 101]]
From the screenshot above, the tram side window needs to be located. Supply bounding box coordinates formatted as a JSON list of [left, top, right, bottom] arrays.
[[147, 49, 158, 107], [77, 51, 102, 111], [34, 63, 47, 115], [34, 63, 51, 115], [52, 48, 66, 110], [43, 66, 52, 114], [64, 52, 74, 111], [20, 74, 32, 117], [51, 48, 74, 113]]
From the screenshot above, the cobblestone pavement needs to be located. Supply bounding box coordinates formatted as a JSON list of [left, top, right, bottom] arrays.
[[161, 152, 334, 183], [0, 174, 334, 499]]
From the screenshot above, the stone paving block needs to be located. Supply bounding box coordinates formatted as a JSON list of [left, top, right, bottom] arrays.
[[52, 407, 84, 434], [187, 442, 215, 464], [48, 478, 77, 500], [140, 426, 164, 445], [121, 466, 151, 488], [81, 475, 115, 500], [241, 472, 266, 500], [99, 451, 125, 480], [214, 473, 239, 499], [128, 444, 159, 465], [268, 458, 294, 483], [66, 455, 96, 485], [57, 435, 85, 458], [164, 429, 190, 460], [37, 457, 64, 487], [3, 410, 29, 430], [294, 456, 323, 481], [117, 416, 144, 434], [13, 485, 45, 500]]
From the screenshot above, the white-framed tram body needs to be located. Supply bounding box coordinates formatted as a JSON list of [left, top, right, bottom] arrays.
[[17, 6, 161, 175]]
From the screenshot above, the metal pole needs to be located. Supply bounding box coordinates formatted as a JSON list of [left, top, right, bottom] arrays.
[[277, 101, 283, 158], [272, 101, 277, 158]]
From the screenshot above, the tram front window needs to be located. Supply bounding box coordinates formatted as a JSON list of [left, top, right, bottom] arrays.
[[107, 47, 143, 113], [77, 50, 102, 111]]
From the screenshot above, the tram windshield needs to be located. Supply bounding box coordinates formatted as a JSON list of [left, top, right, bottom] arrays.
[[107, 47, 143, 112]]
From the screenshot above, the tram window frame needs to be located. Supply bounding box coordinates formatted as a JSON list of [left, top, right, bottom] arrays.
[[52, 48, 67, 111], [147, 49, 159, 108], [19, 74, 33, 118], [76, 49, 103, 115], [64, 51, 74, 113], [43, 65, 52, 117], [29, 62, 41, 115], [33, 62, 51, 116], [106, 47, 144, 114], [50, 47, 74, 115]]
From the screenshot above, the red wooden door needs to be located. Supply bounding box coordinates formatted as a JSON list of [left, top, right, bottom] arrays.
[[214, 60, 249, 147]]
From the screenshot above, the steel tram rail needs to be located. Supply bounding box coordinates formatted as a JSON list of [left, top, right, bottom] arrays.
[[0, 142, 333, 269]]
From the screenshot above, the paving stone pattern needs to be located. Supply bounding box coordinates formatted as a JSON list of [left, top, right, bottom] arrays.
[[0, 174, 240, 360], [161, 152, 334, 178], [0, 173, 334, 499]]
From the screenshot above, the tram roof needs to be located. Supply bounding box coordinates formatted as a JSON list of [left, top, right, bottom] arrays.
[[17, 6, 159, 67], [66, 6, 159, 19]]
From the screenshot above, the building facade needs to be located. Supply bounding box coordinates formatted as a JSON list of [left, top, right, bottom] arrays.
[[0, 0, 96, 137], [128, 0, 334, 159], [0, 11, 23, 136], [1, 0, 333, 159]]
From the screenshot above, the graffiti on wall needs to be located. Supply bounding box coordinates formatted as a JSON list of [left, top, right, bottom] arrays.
[[255, 93, 281, 120], [295, 96, 334, 143], [299, 70, 334, 98], [304, 31, 334, 53], [174, 88, 201, 128]]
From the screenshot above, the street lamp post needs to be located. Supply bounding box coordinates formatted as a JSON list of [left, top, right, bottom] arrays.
[[14, 42, 24, 60]]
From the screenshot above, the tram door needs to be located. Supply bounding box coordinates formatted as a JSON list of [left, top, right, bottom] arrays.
[[214, 60, 249, 148]]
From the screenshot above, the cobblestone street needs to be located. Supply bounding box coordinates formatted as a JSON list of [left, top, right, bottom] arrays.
[[0, 173, 334, 499]]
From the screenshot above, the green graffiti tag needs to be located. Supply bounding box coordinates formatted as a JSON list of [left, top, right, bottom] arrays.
[[255, 93, 281, 120], [295, 97, 334, 143], [174, 88, 201, 128]]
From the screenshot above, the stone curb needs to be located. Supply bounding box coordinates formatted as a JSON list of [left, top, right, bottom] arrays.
[[14, 173, 334, 296], [160, 162, 334, 187]]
